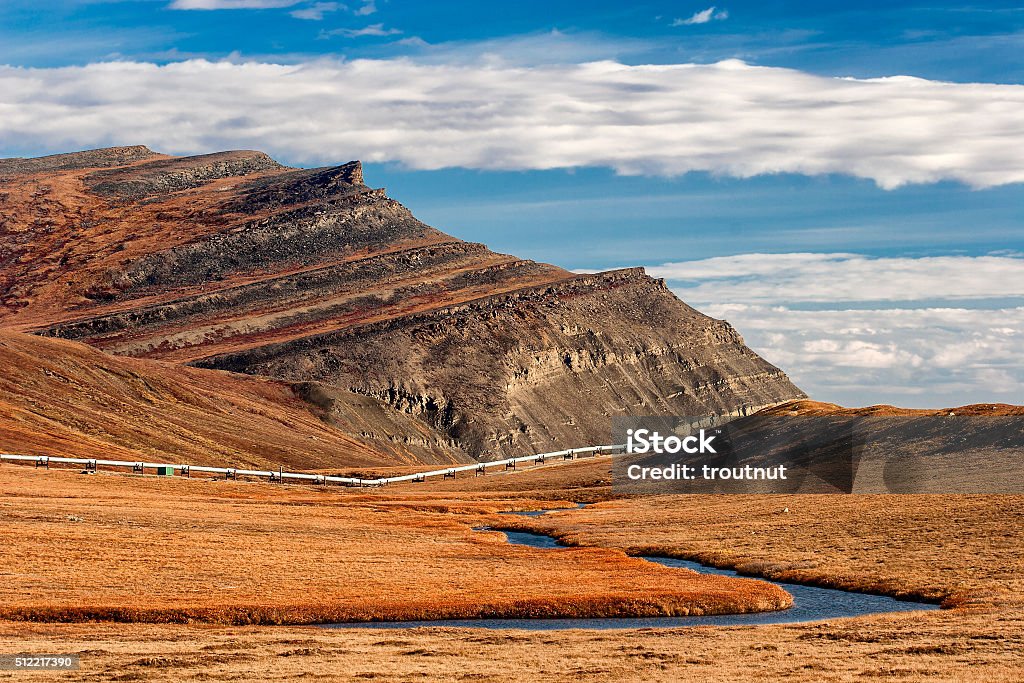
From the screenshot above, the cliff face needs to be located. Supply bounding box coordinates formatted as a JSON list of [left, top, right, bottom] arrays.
[[195, 269, 799, 456], [1, 146, 804, 459]]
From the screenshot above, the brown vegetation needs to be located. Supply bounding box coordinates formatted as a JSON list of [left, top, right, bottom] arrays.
[[2, 421, 1022, 680], [761, 398, 1024, 417], [0, 467, 789, 625], [503, 492, 1024, 607], [1, 459, 1021, 681], [3, 608, 1023, 683]]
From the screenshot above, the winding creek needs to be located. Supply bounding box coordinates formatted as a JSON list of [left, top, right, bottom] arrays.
[[327, 506, 938, 630]]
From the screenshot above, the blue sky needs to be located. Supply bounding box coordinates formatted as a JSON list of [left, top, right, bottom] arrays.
[[3, 1, 1023, 81], [1, 1, 1022, 407]]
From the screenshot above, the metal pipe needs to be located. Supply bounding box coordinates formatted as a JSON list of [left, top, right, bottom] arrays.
[[0, 445, 624, 488]]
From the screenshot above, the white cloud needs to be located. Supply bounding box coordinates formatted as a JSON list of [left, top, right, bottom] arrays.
[[174, 0, 365, 18], [290, 1, 342, 20], [699, 303, 1024, 407], [647, 253, 1024, 303], [402, 30, 654, 66], [1, 58, 1024, 188], [638, 252, 1024, 407], [673, 6, 729, 26], [321, 23, 401, 37], [354, 0, 376, 15], [169, 0, 302, 8]]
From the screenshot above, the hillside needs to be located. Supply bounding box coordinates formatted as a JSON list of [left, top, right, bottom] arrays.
[[0, 331, 463, 468], [1, 146, 804, 459], [615, 399, 1024, 495]]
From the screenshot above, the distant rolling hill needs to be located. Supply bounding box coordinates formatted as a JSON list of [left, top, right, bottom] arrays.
[[616, 399, 1024, 495]]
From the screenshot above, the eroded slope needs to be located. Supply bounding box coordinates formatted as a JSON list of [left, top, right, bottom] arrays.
[[0, 331, 462, 467]]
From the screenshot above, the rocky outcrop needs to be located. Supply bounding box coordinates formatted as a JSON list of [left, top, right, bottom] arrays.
[[86, 150, 284, 199], [0, 146, 805, 460], [0, 145, 158, 176]]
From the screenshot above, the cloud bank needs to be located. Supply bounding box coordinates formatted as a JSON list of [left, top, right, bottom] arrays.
[[648, 253, 1024, 303], [1, 58, 1024, 188], [702, 303, 1023, 407], [644, 253, 1024, 407]]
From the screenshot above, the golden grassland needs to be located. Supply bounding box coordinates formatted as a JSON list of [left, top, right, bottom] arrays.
[[451, 459, 1024, 607], [497, 490, 1024, 607], [0, 466, 788, 624], [2, 607, 1023, 683], [2, 458, 1023, 681]]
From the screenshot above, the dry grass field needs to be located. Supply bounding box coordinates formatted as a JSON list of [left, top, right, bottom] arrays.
[[2, 457, 1022, 682], [2, 608, 1022, 683], [499, 493, 1024, 607], [0, 466, 788, 624]]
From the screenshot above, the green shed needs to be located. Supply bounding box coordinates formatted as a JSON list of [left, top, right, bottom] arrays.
[[154, 466, 174, 476]]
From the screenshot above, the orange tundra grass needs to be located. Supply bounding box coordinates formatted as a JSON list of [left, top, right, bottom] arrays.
[[0, 467, 789, 625]]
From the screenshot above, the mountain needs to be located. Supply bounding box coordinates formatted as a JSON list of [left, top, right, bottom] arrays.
[[0, 146, 804, 460]]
